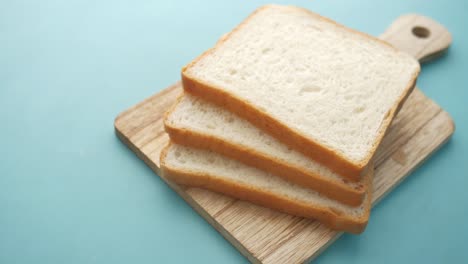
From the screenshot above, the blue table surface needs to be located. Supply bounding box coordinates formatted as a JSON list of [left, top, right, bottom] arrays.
[[1, 0, 467, 263]]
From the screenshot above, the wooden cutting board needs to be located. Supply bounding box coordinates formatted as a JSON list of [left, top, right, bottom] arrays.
[[114, 14, 454, 263]]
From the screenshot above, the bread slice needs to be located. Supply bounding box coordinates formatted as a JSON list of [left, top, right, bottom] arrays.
[[182, 4, 420, 180], [160, 143, 373, 234], [165, 93, 367, 206]]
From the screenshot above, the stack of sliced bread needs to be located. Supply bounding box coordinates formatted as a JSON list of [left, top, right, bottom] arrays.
[[160, 4, 420, 234]]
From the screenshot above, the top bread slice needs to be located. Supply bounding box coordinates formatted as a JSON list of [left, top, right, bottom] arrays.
[[165, 93, 367, 206], [182, 4, 420, 179]]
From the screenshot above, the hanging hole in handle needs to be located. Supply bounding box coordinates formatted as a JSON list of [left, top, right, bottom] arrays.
[[412, 26, 431, 38]]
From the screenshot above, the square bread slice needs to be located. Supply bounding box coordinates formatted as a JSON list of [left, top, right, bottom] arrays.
[[165, 93, 367, 206], [160, 143, 373, 234], [182, 4, 420, 179]]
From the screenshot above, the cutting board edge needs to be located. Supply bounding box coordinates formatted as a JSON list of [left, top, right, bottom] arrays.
[[114, 125, 264, 264]]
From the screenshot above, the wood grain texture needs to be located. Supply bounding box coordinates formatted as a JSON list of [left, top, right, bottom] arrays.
[[380, 14, 452, 63], [114, 14, 453, 263]]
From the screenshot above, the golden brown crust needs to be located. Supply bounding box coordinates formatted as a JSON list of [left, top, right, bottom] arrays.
[[160, 142, 373, 234], [370, 78, 417, 155], [181, 4, 420, 181], [165, 116, 367, 207], [181, 76, 365, 180]]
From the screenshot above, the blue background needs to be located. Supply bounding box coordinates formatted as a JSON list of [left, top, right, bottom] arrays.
[[1, 0, 467, 263]]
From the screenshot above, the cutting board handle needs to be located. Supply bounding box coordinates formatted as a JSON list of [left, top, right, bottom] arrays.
[[380, 14, 452, 62]]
